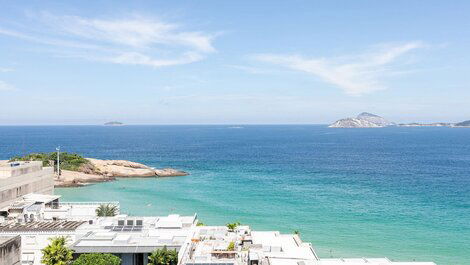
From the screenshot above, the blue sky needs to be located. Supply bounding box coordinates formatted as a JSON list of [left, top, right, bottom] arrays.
[[0, 0, 469, 124]]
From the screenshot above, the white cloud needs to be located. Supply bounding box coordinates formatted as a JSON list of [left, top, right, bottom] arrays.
[[0, 81, 15, 91], [255, 42, 424, 95], [0, 13, 216, 68]]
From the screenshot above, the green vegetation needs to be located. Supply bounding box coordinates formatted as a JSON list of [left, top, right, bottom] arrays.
[[72, 253, 121, 265], [226, 222, 241, 231], [196, 221, 205, 226], [294, 230, 300, 235], [96, 204, 118, 217], [227, 241, 235, 251], [148, 246, 178, 265], [41, 236, 74, 265], [10, 152, 89, 171]]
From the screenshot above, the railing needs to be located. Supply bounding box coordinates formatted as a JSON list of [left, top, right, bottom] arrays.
[[60, 201, 120, 206]]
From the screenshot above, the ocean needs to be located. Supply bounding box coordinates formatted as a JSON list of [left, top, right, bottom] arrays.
[[0, 125, 468, 265]]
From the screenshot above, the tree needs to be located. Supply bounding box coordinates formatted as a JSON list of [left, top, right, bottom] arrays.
[[41, 236, 74, 265], [196, 221, 205, 226], [226, 222, 241, 231], [148, 246, 178, 265], [294, 230, 300, 235], [96, 204, 118, 217], [72, 253, 121, 265], [227, 241, 235, 251], [10, 152, 89, 171]]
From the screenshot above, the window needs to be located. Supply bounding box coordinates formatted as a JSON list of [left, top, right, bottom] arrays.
[[118, 220, 125, 226], [136, 220, 143, 226], [127, 219, 134, 226]]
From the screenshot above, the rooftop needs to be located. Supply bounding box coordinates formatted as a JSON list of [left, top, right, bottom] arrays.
[[0, 235, 20, 247], [72, 214, 197, 253], [0, 220, 86, 232]]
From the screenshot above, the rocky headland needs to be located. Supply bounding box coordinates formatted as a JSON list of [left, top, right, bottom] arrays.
[[56, 158, 188, 187], [8, 152, 188, 188]]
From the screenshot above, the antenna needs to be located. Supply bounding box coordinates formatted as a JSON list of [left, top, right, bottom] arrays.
[[56, 146, 60, 179]]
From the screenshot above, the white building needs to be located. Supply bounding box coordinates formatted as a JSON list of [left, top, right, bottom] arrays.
[[179, 225, 437, 265], [72, 214, 198, 265], [0, 220, 85, 265], [0, 192, 438, 265], [0, 161, 54, 210], [0, 193, 120, 224]]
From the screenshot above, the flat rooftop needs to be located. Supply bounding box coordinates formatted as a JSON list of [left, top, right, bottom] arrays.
[[0, 221, 86, 232], [72, 214, 197, 253], [0, 161, 44, 178]]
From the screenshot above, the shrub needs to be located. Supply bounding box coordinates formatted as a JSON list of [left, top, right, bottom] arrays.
[[227, 241, 235, 251], [72, 253, 121, 265], [148, 246, 178, 265]]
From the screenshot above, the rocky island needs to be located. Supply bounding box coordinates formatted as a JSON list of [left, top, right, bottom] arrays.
[[453, 120, 470, 127], [9, 152, 188, 187], [329, 112, 394, 128], [104, 121, 123, 126], [330, 114, 470, 128], [398, 122, 452, 127]]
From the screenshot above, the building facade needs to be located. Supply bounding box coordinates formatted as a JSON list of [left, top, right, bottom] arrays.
[[0, 161, 54, 210], [0, 235, 21, 265]]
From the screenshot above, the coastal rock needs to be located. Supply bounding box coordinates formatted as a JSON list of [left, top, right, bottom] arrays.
[[155, 168, 189, 177], [85, 158, 189, 178], [86, 158, 157, 177], [329, 112, 393, 128], [55, 170, 115, 188], [55, 158, 188, 187]]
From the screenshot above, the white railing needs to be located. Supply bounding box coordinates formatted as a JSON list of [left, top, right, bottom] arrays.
[[60, 201, 120, 206]]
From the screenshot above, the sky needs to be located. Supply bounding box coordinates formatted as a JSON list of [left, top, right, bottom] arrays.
[[0, 0, 469, 125]]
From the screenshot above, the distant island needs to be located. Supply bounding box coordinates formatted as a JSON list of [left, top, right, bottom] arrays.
[[330, 113, 470, 128], [104, 121, 123, 126], [9, 152, 188, 187], [329, 112, 393, 128], [454, 120, 470, 127], [398, 122, 452, 127]]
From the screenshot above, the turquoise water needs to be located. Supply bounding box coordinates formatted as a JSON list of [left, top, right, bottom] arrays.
[[0, 125, 469, 265]]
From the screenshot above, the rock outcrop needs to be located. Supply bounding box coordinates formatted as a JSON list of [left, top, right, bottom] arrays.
[[55, 158, 188, 187], [329, 112, 393, 128]]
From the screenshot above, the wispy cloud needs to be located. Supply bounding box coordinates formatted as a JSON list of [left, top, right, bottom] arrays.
[[0, 81, 15, 91], [0, 13, 216, 67], [254, 42, 425, 95]]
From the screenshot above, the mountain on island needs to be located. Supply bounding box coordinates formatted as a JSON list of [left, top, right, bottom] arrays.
[[454, 120, 470, 127], [104, 121, 123, 126], [329, 112, 394, 128]]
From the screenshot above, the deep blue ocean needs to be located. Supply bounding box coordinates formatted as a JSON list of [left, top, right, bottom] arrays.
[[0, 125, 469, 265]]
